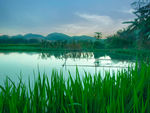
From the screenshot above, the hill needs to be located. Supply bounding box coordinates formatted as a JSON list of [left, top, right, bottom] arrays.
[[72, 35, 96, 41], [46, 33, 71, 41], [23, 33, 45, 39]]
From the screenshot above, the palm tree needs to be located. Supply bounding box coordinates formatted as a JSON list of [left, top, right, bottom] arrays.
[[123, 0, 150, 47], [95, 32, 102, 39]]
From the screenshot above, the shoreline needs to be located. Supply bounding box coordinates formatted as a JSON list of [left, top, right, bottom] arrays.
[[0, 44, 150, 56]]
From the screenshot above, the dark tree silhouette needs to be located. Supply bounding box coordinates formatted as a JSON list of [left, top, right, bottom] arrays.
[[123, 0, 150, 47], [95, 32, 102, 39]]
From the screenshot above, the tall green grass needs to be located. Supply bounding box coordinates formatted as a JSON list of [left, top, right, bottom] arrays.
[[0, 63, 150, 113]]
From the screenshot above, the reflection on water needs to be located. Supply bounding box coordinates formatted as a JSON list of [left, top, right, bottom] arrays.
[[0, 51, 135, 85], [39, 51, 94, 60]]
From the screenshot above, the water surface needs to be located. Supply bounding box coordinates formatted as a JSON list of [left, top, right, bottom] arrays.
[[0, 51, 135, 85]]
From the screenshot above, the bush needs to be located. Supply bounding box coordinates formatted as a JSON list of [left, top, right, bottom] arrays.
[[93, 40, 105, 49], [106, 35, 133, 49]]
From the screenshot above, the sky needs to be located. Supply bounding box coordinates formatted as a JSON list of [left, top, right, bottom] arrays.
[[0, 0, 135, 36]]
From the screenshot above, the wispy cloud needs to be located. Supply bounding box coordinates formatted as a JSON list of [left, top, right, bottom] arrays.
[[76, 13, 113, 25], [53, 13, 127, 37], [121, 9, 135, 14]]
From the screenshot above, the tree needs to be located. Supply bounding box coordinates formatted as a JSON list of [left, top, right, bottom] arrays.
[[95, 32, 102, 39], [124, 0, 150, 47]]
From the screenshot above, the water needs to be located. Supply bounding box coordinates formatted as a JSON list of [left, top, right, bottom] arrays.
[[0, 51, 135, 85]]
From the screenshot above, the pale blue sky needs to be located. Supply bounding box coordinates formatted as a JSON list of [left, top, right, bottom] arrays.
[[0, 0, 135, 36]]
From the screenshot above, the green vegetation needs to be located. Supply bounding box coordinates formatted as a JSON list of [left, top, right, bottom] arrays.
[[124, 0, 150, 48], [0, 44, 150, 58], [106, 0, 150, 49], [0, 62, 150, 113], [95, 32, 102, 39]]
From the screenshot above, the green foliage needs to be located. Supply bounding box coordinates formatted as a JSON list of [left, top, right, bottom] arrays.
[[95, 32, 102, 39], [93, 40, 105, 49], [0, 63, 150, 113], [41, 40, 106, 50], [123, 0, 150, 48], [106, 34, 134, 48]]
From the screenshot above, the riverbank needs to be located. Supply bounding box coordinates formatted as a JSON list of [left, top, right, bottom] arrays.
[[0, 44, 150, 57]]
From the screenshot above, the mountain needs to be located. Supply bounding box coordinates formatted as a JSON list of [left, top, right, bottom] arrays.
[[0, 33, 97, 42], [0, 35, 10, 39], [23, 33, 45, 39], [11, 35, 24, 39], [46, 33, 71, 41], [9, 34, 45, 40], [46, 33, 96, 42], [72, 35, 96, 41]]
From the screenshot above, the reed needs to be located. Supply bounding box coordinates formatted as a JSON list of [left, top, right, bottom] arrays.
[[0, 63, 150, 113]]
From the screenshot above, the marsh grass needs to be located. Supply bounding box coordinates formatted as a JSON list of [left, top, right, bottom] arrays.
[[0, 63, 150, 113]]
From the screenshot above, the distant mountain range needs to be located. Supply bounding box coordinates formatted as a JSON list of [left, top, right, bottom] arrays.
[[0, 33, 96, 42], [46, 33, 71, 41]]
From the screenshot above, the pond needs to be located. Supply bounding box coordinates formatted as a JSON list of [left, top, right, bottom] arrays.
[[0, 51, 135, 85]]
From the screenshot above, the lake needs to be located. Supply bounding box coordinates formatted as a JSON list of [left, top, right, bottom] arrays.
[[0, 51, 135, 85]]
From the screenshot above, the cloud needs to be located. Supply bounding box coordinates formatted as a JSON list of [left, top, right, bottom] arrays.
[[53, 13, 128, 37], [75, 13, 113, 25], [121, 9, 135, 14]]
